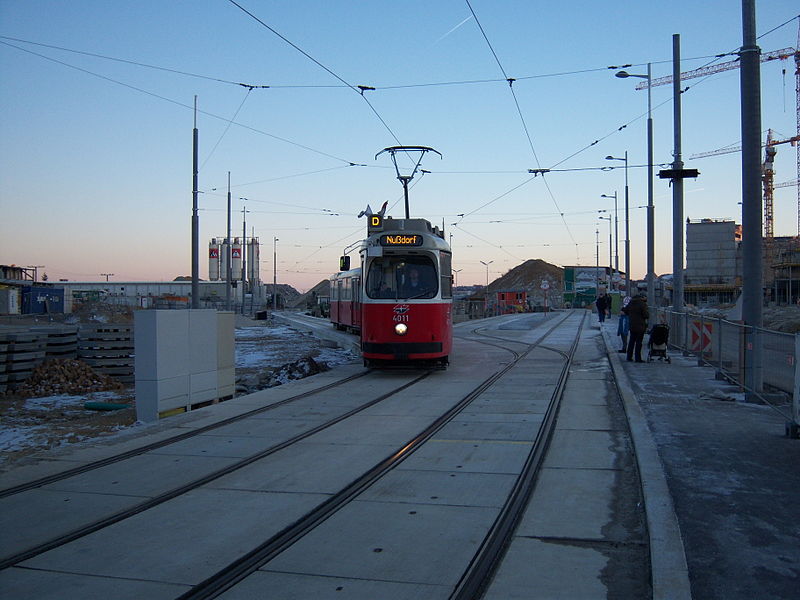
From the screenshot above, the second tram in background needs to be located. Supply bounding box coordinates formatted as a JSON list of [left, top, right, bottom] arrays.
[[330, 215, 453, 368]]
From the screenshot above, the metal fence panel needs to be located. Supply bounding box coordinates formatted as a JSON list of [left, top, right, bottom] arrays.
[[660, 309, 794, 397]]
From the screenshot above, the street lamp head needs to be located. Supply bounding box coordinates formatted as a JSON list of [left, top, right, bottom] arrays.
[[616, 70, 647, 80]]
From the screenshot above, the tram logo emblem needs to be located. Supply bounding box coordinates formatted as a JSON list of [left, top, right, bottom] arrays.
[[393, 304, 410, 314]]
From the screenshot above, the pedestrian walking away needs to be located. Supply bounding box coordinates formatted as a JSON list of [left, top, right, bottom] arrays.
[[596, 292, 610, 325], [617, 295, 631, 352], [625, 293, 649, 362]]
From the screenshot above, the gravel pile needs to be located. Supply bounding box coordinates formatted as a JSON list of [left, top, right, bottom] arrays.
[[15, 359, 125, 398]]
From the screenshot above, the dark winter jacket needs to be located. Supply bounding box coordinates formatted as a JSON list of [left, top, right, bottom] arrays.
[[595, 294, 610, 312], [625, 296, 649, 333]]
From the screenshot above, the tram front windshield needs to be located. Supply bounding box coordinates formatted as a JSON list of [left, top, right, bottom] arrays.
[[366, 256, 438, 299]]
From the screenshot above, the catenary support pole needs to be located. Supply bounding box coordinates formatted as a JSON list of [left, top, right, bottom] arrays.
[[646, 62, 656, 310], [241, 206, 247, 315], [740, 0, 763, 396], [672, 34, 685, 315], [191, 97, 200, 309], [226, 172, 232, 312]]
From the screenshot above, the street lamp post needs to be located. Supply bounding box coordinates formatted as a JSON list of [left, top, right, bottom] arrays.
[[480, 260, 493, 316], [601, 192, 619, 290], [616, 66, 655, 307], [606, 154, 630, 296], [595, 229, 600, 296], [453, 268, 462, 288], [599, 215, 612, 289]]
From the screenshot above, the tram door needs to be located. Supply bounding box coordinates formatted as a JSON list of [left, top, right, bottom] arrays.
[[352, 276, 361, 330]]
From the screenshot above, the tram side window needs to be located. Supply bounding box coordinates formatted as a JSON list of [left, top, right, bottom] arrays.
[[366, 256, 437, 299], [342, 277, 351, 301], [440, 252, 452, 299]]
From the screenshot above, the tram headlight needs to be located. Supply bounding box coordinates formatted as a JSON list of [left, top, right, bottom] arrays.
[[394, 323, 408, 335]]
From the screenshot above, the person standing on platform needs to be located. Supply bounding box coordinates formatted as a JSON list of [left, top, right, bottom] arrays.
[[617, 295, 631, 352], [625, 293, 649, 363], [595, 292, 610, 325]]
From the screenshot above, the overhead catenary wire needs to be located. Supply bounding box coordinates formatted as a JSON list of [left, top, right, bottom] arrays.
[[0, 34, 750, 92], [226, 0, 403, 146], [200, 86, 254, 171], [464, 0, 577, 253], [0, 40, 358, 165]]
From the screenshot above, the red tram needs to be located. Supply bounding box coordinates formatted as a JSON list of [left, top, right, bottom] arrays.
[[330, 215, 453, 368]]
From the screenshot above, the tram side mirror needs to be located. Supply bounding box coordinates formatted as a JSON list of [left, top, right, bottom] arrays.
[[339, 256, 350, 271]]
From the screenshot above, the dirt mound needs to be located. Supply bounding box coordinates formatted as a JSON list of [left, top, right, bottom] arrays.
[[15, 358, 125, 398], [468, 259, 563, 300]]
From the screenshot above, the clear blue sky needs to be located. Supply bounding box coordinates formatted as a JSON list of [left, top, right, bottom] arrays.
[[1, 1, 798, 291]]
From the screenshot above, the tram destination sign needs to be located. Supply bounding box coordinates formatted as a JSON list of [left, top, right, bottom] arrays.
[[380, 234, 424, 247]]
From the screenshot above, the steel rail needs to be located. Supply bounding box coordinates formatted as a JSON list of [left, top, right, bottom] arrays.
[[450, 310, 586, 600], [0, 373, 428, 570], [178, 311, 578, 600], [0, 370, 370, 498]]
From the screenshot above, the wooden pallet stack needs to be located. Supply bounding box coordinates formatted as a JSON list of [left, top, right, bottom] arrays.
[[77, 324, 134, 384]]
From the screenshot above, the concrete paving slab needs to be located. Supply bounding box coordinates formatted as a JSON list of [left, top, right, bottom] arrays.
[[357, 392, 465, 418], [262, 500, 497, 586], [567, 367, 609, 381], [465, 394, 556, 414], [41, 453, 240, 496], [0, 567, 190, 600], [401, 438, 530, 474], [194, 416, 320, 439], [239, 399, 361, 421], [545, 429, 620, 470], [556, 403, 619, 431], [0, 488, 143, 562], [483, 537, 608, 600], [145, 430, 299, 459], [0, 425, 196, 489], [561, 378, 614, 405], [20, 488, 329, 586], [207, 441, 399, 494], [220, 571, 449, 600], [515, 467, 618, 541], [434, 419, 543, 442], [452, 411, 544, 425], [304, 414, 433, 445], [360, 468, 516, 508]]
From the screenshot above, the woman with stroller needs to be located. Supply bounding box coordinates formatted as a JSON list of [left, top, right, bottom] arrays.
[[624, 293, 649, 363]]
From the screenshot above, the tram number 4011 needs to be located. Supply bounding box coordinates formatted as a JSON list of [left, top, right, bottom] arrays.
[[392, 314, 409, 323]]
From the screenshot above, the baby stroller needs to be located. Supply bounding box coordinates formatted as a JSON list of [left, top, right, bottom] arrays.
[[647, 324, 671, 363]]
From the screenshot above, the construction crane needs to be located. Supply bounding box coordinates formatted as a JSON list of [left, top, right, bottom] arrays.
[[688, 131, 798, 237], [640, 31, 800, 235]]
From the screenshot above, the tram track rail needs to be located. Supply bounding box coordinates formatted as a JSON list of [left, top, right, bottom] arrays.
[[0, 370, 372, 499], [0, 372, 430, 570], [451, 310, 586, 599], [178, 311, 584, 599]]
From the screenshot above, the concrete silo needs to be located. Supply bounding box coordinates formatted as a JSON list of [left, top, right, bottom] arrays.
[[208, 238, 221, 281]]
